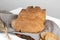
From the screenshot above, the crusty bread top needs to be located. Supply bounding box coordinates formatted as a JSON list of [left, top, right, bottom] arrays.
[[11, 6, 46, 33]]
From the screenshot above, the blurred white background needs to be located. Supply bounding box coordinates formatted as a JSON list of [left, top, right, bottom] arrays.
[[0, 0, 60, 19]]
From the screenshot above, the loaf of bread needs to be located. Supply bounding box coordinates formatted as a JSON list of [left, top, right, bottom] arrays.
[[40, 32, 59, 40], [11, 6, 46, 33]]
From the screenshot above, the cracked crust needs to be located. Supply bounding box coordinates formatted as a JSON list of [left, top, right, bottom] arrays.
[[11, 6, 46, 33]]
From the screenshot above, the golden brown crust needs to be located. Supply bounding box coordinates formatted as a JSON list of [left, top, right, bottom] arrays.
[[45, 32, 59, 40], [11, 6, 46, 33], [40, 32, 59, 40], [11, 19, 21, 31]]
